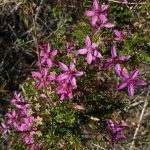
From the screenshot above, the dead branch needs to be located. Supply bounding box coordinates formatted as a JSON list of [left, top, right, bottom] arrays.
[[129, 85, 150, 150]]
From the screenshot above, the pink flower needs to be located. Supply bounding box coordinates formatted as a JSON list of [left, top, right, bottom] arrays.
[[1, 91, 37, 147], [60, 92, 73, 101], [107, 119, 127, 147], [55, 79, 73, 101], [64, 41, 76, 55], [14, 116, 35, 131], [102, 45, 130, 70], [113, 30, 126, 42], [85, 0, 109, 25], [1, 122, 9, 135], [117, 68, 147, 96], [32, 68, 55, 90], [11, 92, 29, 109], [77, 35, 102, 64], [22, 130, 36, 144], [94, 18, 115, 34], [57, 62, 84, 89], [6, 110, 17, 124], [39, 42, 57, 68]]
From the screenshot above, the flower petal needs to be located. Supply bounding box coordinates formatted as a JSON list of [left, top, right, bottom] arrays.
[[1, 122, 6, 128], [107, 119, 115, 131], [135, 79, 147, 86], [93, 0, 99, 10], [40, 51, 45, 57], [91, 15, 98, 25], [47, 75, 55, 81], [41, 68, 48, 76], [7, 113, 12, 118], [50, 50, 57, 56], [36, 81, 44, 90], [120, 69, 129, 80], [115, 134, 126, 140], [91, 43, 98, 49], [74, 71, 84, 77], [60, 94, 65, 101], [118, 56, 126, 61], [40, 93, 47, 98], [99, 14, 108, 24], [46, 43, 50, 53], [68, 92, 73, 99], [55, 86, 65, 94], [113, 30, 121, 37], [40, 58, 46, 64], [87, 53, 93, 64], [118, 82, 128, 90], [58, 62, 69, 71], [76, 48, 88, 55], [12, 110, 16, 117], [114, 37, 120, 41], [104, 23, 115, 28], [93, 50, 102, 58], [47, 59, 53, 68], [69, 63, 75, 71], [57, 73, 69, 81], [128, 84, 134, 96], [85, 35, 91, 47], [32, 71, 41, 78], [70, 77, 77, 88], [85, 11, 95, 16], [114, 64, 121, 75], [111, 45, 117, 58], [130, 69, 140, 79], [101, 5, 109, 11]]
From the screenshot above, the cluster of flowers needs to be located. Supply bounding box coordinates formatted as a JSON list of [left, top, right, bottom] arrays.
[[1, 0, 147, 148], [83, 0, 147, 96], [32, 42, 84, 101], [1, 92, 43, 149], [32, 0, 147, 100], [85, 0, 115, 34]]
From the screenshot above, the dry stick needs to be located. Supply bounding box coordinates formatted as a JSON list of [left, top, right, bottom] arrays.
[[129, 86, 150, 150], [20, 0, 45, 37], [108, 0, 148, 5], [129, 100, 145, 109], [93, 144, 107, 150], [35, 0, 45, 22]]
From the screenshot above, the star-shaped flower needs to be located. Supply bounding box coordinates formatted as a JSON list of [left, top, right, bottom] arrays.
[[32, 68, 55, 90], [117, 68, 147, 96], [77, 35, 102, 64], [39, 43, 57, 68], [102, 45, 130, 70], [113, 30, 126, 42], [85, 0, 109, 25], [57, 62, 84, 89], [55, 79, 73, 101], [107, 119, 127, 147]]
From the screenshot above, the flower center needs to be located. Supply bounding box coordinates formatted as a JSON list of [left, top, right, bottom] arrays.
[[44, 53, 49, 58]]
